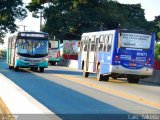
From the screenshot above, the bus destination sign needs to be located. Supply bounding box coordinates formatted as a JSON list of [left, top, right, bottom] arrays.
[[20, 33, 46, 38]]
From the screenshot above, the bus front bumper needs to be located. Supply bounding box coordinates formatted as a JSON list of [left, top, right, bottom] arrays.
[[15, 59, 48, 68]]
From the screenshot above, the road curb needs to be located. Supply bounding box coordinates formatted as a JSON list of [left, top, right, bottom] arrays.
[[0, 73, 59, 120]]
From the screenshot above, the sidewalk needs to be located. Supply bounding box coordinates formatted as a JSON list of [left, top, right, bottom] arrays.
[[0, 73, 60, 120], [0, 96, 11, 114]]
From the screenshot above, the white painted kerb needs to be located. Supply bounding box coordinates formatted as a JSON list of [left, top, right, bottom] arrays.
[[0, 73, 54, 115]]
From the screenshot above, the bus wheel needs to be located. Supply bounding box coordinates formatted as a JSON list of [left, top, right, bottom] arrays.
[[50, 61, 56, 66], [9, 65, 12, 69], [14, 66, 19, 71], [39, 67, 44, 72], [30, 67, 34, 71], [112, 76, 117, 79], [31, 67, 38, 72], [34, 67, 38, 71], [83, 71, 89, 77], [104, 75, 109, 82], [127, 78, 139, 83], [97, 65, 104, 81], [81, 61, 84, 70], [97, 74, 105, 81]]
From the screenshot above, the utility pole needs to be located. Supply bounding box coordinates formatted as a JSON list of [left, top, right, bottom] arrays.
[[40, 12, 43, 31], [18, 25, 27, 31]]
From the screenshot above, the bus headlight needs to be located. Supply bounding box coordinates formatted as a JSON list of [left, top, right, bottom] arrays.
[[45, 58, 49, 61]]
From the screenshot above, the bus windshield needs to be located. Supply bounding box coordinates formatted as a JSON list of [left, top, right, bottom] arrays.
[[49, 40, 59, 49], [17, 39, 48, 55], [119, 33, 151, 49]]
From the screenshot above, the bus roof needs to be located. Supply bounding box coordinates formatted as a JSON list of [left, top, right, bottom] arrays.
[[82, 30, 116, 37]]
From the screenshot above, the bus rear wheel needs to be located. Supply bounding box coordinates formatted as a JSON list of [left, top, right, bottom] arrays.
[[127, 78, 139, 83], [50, 61, 56, 66], [39, 67, 44, 72], [14, 66, 19, 71], [97, 65, 109, 81], [97, 74, 109, 81], [9, 65, 12, 69], [83, 71, 89, 77]]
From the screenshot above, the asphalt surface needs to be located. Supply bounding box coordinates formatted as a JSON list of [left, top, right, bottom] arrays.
[[0, 61, 160, 120]]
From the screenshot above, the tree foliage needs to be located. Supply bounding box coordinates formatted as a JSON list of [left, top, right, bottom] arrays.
[[155, 43, 160, 60], [0, 0, 27, 44], [27, 0, 160, 40]]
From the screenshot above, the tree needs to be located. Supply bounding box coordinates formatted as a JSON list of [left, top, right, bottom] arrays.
[[155, 43, 160, 60], [0, 0, 27, 44], [26, 0, 154, 40]]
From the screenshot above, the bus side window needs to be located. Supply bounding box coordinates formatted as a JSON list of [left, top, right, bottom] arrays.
[[91, 36, 96, 51], [99, 36, 103, 51], [99, 44, 103, 51], [104, 35, 108, 52], [84, 44, 87, 51], [107, 34, 113, 52], [80, 37, 85, 51]]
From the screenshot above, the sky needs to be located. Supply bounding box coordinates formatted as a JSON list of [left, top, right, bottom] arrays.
[[16, 0, 41, 32], [117, 0, 160, 21], [1, 0, 160, 49]]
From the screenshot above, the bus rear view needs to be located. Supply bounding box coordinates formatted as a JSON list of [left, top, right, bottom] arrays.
[[78, 29, 155, 83], [111, 30, 155, 83]]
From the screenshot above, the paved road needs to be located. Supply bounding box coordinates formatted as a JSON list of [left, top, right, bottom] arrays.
[[0, 61, 160, 120]]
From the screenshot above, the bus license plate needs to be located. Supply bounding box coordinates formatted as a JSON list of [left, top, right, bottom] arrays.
[[29, 60, 35, 65], [129, 63, 136, 66]]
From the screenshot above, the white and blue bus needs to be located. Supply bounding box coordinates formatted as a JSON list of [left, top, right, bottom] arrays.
[[7, 32, 49, 72], [78, 29, 155, 83]]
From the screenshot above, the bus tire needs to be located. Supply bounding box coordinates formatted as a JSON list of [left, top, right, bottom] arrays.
[[112, 76, 117, 79], [39, 67, 44, 72], [127, 78, 139, 83], [14, 66, 19, 71], [31, 67, 38, 72], [50, 61, 56, 66], [30, 67, 34, 71], [81, 61, 84, 70], [9, 65, 12, 69], [34, 67, 38, 71], [97, 74, 109, 81], [83, 71, 89, 77], [104, 75, 109, 82], [97, 65, 104, 81]]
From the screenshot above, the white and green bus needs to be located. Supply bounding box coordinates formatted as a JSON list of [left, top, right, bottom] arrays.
[[48, 39, 61, 65], [7, 32, 49, 72]]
